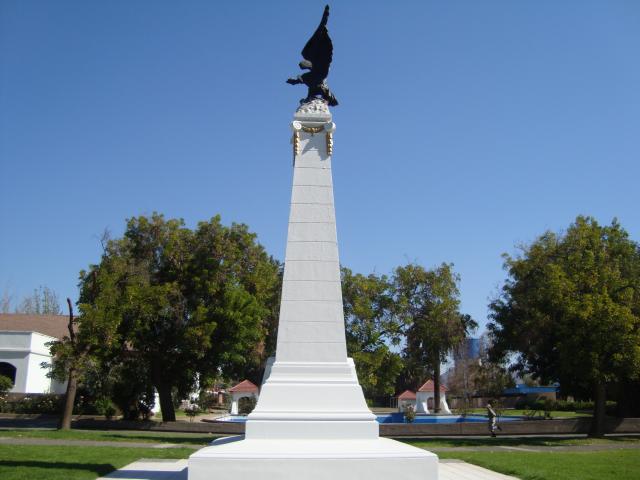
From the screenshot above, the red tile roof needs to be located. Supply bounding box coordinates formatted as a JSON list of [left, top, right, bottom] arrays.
[[228, 379, 259, 393], [418, 379, 447, 392], [397, 389, 416, 400], [0, 313, 69, 340]]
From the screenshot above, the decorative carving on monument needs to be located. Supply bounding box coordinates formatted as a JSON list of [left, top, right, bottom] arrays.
[[287, 6, 338, 106], [325, 121, 335, 156], [301, 125, 324, 134], [296, 98, 330, 115], [326, 132, 333, 155], [291, 121, 302, 157]]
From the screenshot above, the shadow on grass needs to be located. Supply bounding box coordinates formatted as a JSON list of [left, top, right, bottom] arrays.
[[98, 433, 216, 445], [0, 460, 116, 476]]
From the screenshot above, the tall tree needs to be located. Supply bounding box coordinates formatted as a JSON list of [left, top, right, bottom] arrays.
[[75, 213, 280, 421], [472, 334, 515, 398], [394, 263, 476, 412], [488, 216, 640, 436], [17, 286, 62, 314], [1, 288, 13, 313], [48, 294, 119, 429], [341, 268, 403, 401]]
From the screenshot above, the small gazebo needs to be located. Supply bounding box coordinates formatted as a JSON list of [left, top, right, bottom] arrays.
[[228, 380, 259, 415], [415, 380, 452, 414], [397, 389, 417, 412]]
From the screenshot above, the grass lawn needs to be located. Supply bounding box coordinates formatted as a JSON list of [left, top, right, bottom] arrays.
[[0, 428, 216, 445], [465, 408, 592, 418], [1, 429, 638, 480], [0, 444, 193, 480], [437, 450, 640, 480]]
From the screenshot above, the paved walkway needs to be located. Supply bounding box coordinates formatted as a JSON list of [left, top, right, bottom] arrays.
[[96, 458, 519, 480]]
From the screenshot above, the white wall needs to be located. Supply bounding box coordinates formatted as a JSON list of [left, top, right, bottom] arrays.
[[0, 331, 32, 350], [0, 331, 67, 394]]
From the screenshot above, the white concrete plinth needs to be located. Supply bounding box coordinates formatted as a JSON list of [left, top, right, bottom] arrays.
[[246, 358, 379, 439], [100, 458, 517, 480], [189, 436, 438, 480]]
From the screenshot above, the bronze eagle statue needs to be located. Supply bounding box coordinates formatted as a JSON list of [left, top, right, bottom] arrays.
[[286, 5, 338, 106]]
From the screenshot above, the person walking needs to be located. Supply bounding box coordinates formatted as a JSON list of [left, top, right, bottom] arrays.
[[486, 402, 502, 437]]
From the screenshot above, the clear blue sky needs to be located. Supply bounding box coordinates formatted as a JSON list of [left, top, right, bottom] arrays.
[[1, 1, 639, 331]]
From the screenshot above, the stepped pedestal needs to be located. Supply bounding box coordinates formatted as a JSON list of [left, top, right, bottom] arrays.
[[188, 100, 438, 479]]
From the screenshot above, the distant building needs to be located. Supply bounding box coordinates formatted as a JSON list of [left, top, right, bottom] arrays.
[[453, 337, 480, 363], [503, 383, 559, 402], [0, 314, 68, 394], [397, 380, 452, 414], [228, 379, 259, 415], [396, 390, 416, 412], [416, 379, 452, 414]]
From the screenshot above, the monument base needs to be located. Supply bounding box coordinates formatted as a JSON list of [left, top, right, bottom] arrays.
[[188, 436, 438, 480]]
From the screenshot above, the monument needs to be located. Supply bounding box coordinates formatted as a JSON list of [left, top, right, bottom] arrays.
[[188, 6, 439, 479]]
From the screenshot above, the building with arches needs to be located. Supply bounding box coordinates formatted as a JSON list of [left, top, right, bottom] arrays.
[[228, 379, 259, 415], [0, 314, 68, 394], [416, 380, 452, 414]]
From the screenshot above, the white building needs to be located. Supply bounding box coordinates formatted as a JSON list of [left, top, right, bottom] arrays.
[[415, 379, 452, 414], [397, 389, 417, 412], [0, 314, 68, 394], [228, 379, 259, 415]]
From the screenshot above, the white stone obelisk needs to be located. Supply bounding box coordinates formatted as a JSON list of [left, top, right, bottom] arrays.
[[188, 100, 439, 480], [245, 99, 379, 440]]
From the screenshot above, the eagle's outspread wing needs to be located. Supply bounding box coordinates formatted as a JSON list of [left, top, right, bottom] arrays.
[[301, 5, 333, 79]]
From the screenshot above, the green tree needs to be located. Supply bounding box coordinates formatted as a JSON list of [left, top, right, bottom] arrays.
[[48, 296, 119, 429], [394, 263, 477, 412], [472, 334, 515, 398], [74, 213, 280, 421], [341, 268, 403, 401], [488, 216, 640, 435], [0, 375, 12, 397]]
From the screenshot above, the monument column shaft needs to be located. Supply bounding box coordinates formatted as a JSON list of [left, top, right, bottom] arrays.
[[276, 114, 347, 362], [244, 103, 378, 440]]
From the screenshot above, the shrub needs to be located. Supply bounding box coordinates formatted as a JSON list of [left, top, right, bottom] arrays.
[[404, 405, 416, 423], [8, 394, 64, 414], [238, 396, 257, 414], [95, 397, 117, 420], [513, 397, 616, 414], [197, 391, 220, 412], [0, 375, 12, 397], [0, 375, 12, 412], [184, 404, 200, 422]]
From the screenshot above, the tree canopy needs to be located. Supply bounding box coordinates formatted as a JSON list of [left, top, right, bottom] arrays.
[[341, 268, 403, 400], [64, 213, 281, 421], [488, 216, 640, 434], [394, 263, 476, 411]]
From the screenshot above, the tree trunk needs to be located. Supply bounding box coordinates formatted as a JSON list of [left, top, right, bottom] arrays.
[[590, 380, 606, 437], [433, 356, 441, 414], [59, 366, 78, 430], [156, 383, 176, 422]]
